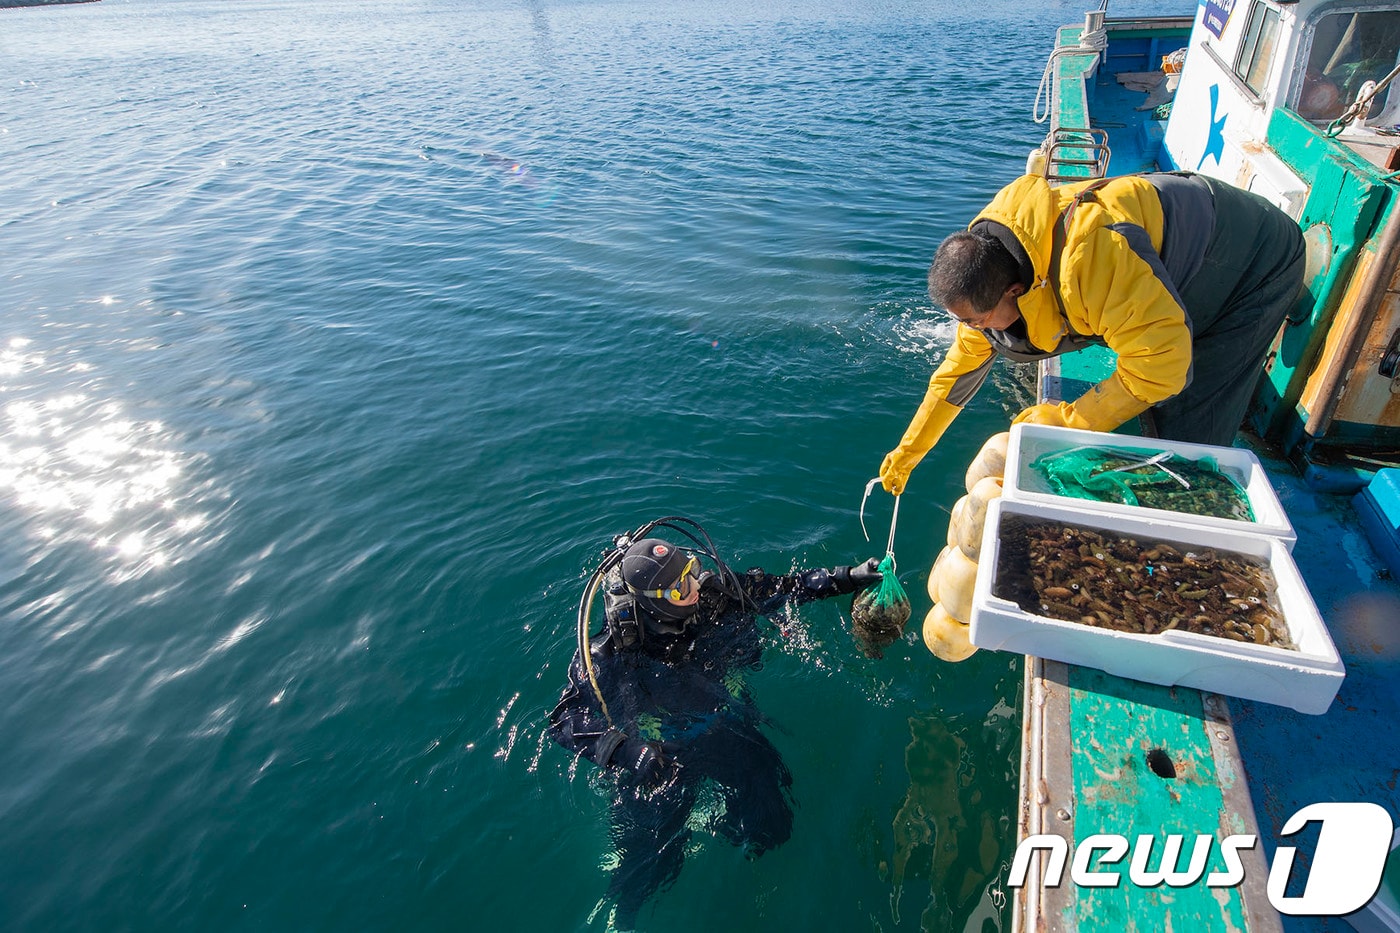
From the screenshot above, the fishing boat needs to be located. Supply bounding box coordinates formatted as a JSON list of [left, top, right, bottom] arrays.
[[975, 2, 1400, 929]]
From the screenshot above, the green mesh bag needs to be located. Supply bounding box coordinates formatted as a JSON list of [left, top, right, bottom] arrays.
[[1030, 445, 1254, 521], [851, 553, 911, 658]]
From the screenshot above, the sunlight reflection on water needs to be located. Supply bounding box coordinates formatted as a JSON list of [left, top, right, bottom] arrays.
[[0, 336, 205, 578]]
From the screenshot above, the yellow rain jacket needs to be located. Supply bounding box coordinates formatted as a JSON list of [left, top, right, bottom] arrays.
[[880, 174, 1195, 494], [943, 173, 1191, 409]]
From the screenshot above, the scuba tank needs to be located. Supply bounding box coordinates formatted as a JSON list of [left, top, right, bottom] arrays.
[[603, 575, 643, 650]]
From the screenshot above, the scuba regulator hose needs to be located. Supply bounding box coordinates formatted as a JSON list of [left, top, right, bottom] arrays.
[[575, 516, 751, 738]]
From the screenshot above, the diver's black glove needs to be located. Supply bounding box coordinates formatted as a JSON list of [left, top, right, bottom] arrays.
[[827, 558, 882, 594], [848, 557, 883, 589], [623, 738, 679, 785], [634, 743, 666, 784]]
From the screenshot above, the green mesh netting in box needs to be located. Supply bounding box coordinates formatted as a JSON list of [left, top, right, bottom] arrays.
[[1030, 445, 1255, 521]]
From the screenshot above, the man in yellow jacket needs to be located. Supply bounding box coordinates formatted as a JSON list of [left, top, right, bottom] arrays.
[[880, 172, 1305, 495]]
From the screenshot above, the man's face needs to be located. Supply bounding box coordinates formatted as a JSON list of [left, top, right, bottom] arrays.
[[945, 283, 1025, 332], [664, 568, 700, 609]]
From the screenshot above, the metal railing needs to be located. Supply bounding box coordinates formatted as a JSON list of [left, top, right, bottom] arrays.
[[1044, 126, 1112, 181]]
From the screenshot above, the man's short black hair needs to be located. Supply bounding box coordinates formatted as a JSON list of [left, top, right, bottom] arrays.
[[927, 231, 1021, 314]]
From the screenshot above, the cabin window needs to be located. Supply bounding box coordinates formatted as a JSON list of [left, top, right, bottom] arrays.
[[1236, 2, 1283, 96], [1296, 10, 1400, 122]]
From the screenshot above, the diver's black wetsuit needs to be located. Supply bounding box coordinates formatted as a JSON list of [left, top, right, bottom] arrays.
[[549, 564, 862, 927]]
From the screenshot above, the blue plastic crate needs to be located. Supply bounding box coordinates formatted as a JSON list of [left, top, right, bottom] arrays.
[[1354, 468, 1400, 579]]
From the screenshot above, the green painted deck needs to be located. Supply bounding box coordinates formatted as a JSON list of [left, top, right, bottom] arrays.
[[1016, 658, 1277, 933]]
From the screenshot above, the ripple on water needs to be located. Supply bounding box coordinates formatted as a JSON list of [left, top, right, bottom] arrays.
[[0, 0, 1184, 928]]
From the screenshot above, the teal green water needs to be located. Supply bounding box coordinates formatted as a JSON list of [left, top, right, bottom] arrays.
[[0, 0, 1184, 929]]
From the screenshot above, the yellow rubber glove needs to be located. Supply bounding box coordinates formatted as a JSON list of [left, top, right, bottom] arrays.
[[1012, 371, 1150, 433], [880, 396, 962, 494]]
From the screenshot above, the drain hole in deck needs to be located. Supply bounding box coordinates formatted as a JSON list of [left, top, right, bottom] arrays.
[[1146, 747, 1177, 779]]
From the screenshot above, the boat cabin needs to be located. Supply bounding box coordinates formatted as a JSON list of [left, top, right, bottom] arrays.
[[1036, 0, 1400, 485]]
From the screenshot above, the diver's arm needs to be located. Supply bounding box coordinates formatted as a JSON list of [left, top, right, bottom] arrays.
[[547, 652, 631, 768], [739, 559, 882, 613], [548, 695, 672, 781], [548, 651, 678, 781]]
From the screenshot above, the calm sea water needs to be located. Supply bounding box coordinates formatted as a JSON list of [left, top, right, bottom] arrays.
[[1, 0, 1187, 929]]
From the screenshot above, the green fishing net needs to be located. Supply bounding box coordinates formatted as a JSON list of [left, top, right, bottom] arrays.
[[851, 553, 911, 658], [1030, 446, 1255, 521]]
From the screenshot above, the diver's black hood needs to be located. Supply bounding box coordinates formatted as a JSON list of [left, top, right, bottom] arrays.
[[621, 538, 699, 627]]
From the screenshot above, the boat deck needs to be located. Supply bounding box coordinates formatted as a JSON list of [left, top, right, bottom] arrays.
[[1229, 453, 1400, 882], [1013, 19, 1400, 932]]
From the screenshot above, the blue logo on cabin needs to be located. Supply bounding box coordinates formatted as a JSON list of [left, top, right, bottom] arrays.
[[1201, 0, 1235, 39], [1198, 83, 1228, 169]]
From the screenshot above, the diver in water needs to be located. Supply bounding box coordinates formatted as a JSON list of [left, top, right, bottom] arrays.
[[548, 517, 881, 928]]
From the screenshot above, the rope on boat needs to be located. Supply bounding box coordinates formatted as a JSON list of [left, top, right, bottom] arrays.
[[1033, 1, 1110, 125]]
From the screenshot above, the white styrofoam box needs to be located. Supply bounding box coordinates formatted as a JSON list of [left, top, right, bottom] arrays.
[[970, 497, 1344, 715], [1002, 422, 1296, 549]]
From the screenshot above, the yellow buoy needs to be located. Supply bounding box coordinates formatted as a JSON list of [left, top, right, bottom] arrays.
[[955, 518, 983, 562], [927, 545, 951, 602], [967, 474, 1004, 516], [946, 495, 969, 548], [932, 543, 980, 623], [956, 476, 1003, 561], [964, 431, 1010, 491], [922, 603, 977, 662]]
